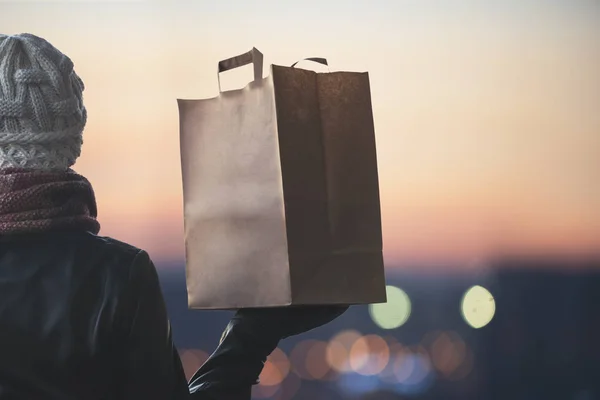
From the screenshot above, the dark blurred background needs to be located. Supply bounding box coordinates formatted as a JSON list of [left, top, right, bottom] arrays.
[[158, 258, 600, 400]]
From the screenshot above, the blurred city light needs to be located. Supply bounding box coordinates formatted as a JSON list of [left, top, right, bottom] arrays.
[[349, 334, 390, 376], [289, 340, 317, 380], [305, 340, 332, 380], [379, 342, 406, 384], [461, 285, 496, 328], [368, 285, 412, 329], [393, 346, 436, 395], [430, 331, 465, 376], [259, 347, 290, 386], [326, 330, 362, 373], [424, 330, 474, 380]]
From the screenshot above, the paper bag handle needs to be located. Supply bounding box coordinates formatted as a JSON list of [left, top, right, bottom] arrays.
[[291, 57, 329, 69], [217, 47, 264, 92]]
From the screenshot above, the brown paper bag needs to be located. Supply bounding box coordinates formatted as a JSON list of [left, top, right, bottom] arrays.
[[178, 48, 386, 309]]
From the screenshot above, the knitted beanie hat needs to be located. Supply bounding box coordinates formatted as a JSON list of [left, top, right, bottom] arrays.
[[0, 33, 86, 170]]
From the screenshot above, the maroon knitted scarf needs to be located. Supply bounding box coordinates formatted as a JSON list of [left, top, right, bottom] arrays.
[[0, 168, 100, 235]]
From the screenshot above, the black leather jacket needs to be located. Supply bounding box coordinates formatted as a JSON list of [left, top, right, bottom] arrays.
[[0, 231, 251, 400]]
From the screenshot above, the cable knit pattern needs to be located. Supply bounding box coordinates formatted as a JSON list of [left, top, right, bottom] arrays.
[[0, 33, 86, 170]]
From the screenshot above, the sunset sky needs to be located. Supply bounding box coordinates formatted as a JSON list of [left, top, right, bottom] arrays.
[[2, 0, 599, 269]]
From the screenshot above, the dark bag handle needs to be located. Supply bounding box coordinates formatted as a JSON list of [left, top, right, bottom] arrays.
[[217, 47, 263, 92], [291, 57, 329, 69]]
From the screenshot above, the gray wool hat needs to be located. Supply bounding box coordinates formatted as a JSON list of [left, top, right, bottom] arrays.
[[0, 33, 86, 170]]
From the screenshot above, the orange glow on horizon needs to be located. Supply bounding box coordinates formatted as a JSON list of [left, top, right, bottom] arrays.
[[3, 2, 599, 268]]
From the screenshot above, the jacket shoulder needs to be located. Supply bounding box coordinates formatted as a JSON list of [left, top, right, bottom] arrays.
[[0, 231, 155, 287], [76, 232, 155, 277], [81, 232, 144, 258]]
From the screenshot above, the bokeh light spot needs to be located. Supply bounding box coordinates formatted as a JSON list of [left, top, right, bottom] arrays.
[[461, 285, 496, 328], [326, 330, 362, 373], [259, 347, 290, 386], [289, 341, 313, 380], [393, 350, 416, 382], [380, 342, 406, 383], [349, 335, 390, 376], [393, 347, 433, 388], [290, 340, 337, 382], [368, 285, 412, 329], [429, 331, 467, 377], [305, 341, 331, 380]]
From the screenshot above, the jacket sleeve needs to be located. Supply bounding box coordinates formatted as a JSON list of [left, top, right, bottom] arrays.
[[113, 250, 252, 400]]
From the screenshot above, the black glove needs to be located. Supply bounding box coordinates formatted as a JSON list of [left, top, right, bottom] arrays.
[[229, 305, 349, 351], [188, 305, 348, 393]]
